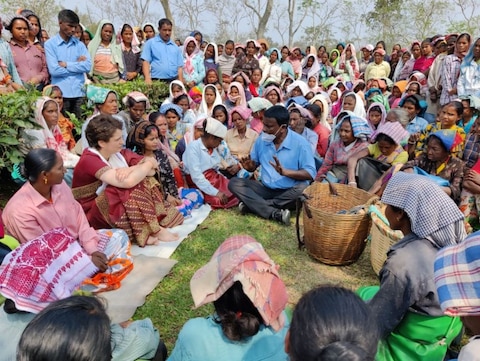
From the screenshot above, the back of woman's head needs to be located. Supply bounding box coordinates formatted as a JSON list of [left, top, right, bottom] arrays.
[[17, 296, 111, 361], [22, 148, 57, 182], [288, 286, 379, 361], [213, 281, 263, 341]]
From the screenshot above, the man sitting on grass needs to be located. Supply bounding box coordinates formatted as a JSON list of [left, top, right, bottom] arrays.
[[228, 105, 315, 225]]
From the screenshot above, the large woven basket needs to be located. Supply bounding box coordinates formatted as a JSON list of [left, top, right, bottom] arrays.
[[369, 206, 403, 275], [300, 182, 375, 266]]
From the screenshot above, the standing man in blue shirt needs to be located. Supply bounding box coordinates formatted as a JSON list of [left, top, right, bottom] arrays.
[[228, 105, 316, 225], [44, 9, 91, 120], [141, 18, 184, 84]]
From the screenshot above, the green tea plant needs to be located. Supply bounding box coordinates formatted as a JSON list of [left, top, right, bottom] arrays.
[[80, 80, 170, 120], [0, 89, 41, 171]]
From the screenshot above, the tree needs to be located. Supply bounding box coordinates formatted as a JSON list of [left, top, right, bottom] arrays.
[[85, 0, 155, 27], [365, 0, 405, 47], [0, 0, 61, 32], [402, 0, 451, 42], [158, 0, 174, 23], [205, 0, 250, 43], [300, 0, 338, 48], [447, 0, 480, 35], [172, 0, 209, 36], [339, 0, 371, 46], [243, 0, 273, 38]]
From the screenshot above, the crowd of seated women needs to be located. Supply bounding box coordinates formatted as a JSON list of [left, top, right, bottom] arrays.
[[3, 9, 480, 360]]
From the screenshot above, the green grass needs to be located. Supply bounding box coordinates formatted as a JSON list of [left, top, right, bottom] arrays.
[[134, 208, 379, 350]]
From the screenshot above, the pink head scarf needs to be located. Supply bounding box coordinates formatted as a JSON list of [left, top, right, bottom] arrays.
[[190, 235, 288, 331], [183, 36, 200, 76]]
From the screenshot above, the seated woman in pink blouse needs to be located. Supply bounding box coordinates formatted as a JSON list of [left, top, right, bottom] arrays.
[[2, 148, 132, 292]]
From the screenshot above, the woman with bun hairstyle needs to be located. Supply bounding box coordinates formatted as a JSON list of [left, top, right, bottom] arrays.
[[286, 285, 379, 361]]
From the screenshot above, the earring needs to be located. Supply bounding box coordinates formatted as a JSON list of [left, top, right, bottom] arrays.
[[44, 177, 48, 185]]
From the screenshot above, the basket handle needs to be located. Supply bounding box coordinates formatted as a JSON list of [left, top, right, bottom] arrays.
[[295, 194, 310, 250], [324, 177, 339, 196], [365, 195, 380, 207]]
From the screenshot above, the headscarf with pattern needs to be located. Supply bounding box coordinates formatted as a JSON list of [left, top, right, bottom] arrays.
[[382, 172, 466, 248], [190, 235, 288, 331]]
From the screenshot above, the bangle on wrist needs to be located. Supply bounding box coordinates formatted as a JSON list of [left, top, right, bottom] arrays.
[[348, 181, 357, 185]]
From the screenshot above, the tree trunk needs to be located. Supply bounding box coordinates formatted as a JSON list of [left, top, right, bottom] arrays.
[[256, 0, 273, 38]]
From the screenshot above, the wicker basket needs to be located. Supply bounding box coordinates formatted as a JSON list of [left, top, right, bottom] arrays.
[[369, 205, 403, 275], [301, 182, 375, 266]]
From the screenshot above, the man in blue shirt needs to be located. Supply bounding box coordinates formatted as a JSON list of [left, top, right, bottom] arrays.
[[44, 9, 91, 120], [228, 105, 316, 225], [141, 18, 184, 84]]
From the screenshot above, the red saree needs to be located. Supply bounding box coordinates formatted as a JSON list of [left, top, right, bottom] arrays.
[[72, 149, 184, 247]]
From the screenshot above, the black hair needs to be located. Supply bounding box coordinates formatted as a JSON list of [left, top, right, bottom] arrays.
[[158, 18, 172, 28], [402, 94, 423, 111], [281, 45, 290, 55], [353, 82, 366, 92], [22, 148, 57, 183], [148, 111, 162, 124], [445, 100, 463, 117], [376, 133, 396, 145], [121, 23, 133, 35], [173, 93, 189, 105], [126, 122, 160, 154], [369, 105, 382, 114], [85, 114, 123, 149], [212, 104, 228, 124], [306, 103, 321, 118], [225, 39, 234, 46], [264, 105, 290, 126], [17, 296, 111, 361], [376, 40, 386, 49], [422, 37, 432, 46], [213, 281, 263, 341], [5, 16, 29, 32], [21, 10, 43, 45], [288, 286, 379, 361], [458, 33, 471, 44], [58, 9, 79, 24]]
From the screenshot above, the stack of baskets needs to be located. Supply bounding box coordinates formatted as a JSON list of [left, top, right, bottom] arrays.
[[300, 182, 376, 266], [369, 204, 403, 275]]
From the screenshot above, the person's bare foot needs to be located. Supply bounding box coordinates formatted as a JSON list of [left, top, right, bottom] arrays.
[[146, 235, 160, 245], [154, 228, 179, 242]]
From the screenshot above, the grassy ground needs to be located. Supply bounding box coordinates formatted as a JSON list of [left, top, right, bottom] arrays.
[[134, 208, 379, 350]]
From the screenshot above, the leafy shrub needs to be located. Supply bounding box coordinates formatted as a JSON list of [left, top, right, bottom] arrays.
[[0, 89, 42, 171], [80, 79, 170, 120]]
